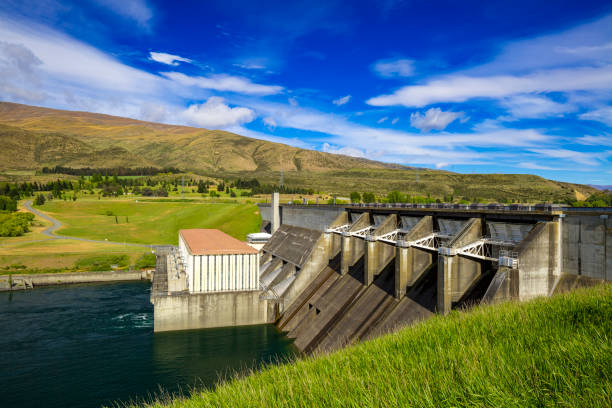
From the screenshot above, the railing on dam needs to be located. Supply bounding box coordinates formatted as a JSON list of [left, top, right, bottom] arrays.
[[259, 201, 612, 213]]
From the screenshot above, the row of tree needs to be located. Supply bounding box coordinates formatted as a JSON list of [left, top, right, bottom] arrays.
[[41, 166, 181, 176]]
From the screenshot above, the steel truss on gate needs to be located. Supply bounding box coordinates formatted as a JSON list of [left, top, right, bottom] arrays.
[[325, 224, 351, 234], [440, 236, 519, 265], [408, 232, 453, 251], [350, 226, 375, 238]]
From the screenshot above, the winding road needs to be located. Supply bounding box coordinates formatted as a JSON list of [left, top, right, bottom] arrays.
[[24, 200, 151, 248]]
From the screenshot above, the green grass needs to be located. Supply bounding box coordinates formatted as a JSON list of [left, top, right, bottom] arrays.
[[136, 284, 611, 408], [38, 198, 261, 244]]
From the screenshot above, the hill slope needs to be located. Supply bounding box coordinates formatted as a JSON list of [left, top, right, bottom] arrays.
[[0, 102, 597, 201], [136, 284, 611, 408], [0, 102, 406, 173]]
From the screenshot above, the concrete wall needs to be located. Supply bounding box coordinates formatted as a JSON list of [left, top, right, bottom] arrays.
[[152, 290, 269, 332], [259, 204, 346, 232], [516, 221, 559, 301], [562, 214, 610, 280], [0, 270, 151, 290]]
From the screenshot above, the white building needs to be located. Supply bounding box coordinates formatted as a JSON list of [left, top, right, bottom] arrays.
[[178, 229, 259, 293]]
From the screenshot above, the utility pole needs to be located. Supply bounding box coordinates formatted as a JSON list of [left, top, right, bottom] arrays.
[[181, 175, 185, 199]]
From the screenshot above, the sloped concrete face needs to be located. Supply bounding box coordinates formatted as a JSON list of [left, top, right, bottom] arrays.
[[515, 221, 559, 301]]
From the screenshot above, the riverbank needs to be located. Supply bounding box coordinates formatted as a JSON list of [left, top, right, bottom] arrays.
[[0, 269, 152, 291]]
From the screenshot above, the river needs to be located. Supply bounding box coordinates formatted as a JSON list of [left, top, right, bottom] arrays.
[[0, 281, 296, 408]]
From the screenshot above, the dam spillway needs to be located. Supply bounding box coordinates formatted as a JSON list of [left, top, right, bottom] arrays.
[[256, 203, 611, 353]]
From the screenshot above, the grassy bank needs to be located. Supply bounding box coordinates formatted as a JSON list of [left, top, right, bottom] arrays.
[[138, 284, 611, 408]]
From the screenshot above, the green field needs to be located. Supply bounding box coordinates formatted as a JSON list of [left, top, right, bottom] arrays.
[[38, 198, 261, 244], [0, 198, 261, 274], [135, 284, 611, 408]]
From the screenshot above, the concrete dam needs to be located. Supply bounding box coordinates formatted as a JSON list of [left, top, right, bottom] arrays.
[[152, 199, 611, 354]]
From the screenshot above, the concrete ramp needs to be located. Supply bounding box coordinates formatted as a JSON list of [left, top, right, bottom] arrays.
[[314, 259, 397, 353], [289, 257, 368, 352]]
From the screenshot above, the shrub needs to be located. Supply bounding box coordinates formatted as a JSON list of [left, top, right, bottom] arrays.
[[0, 212, 35, 237]]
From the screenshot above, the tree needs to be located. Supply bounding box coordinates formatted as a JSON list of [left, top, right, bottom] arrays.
[[362, 192, 376, 203], [0, 196, 17, 211], [197, 180, 208, 194], [230, 190, 237, 197], [350, 192, 361, 203], [387, 190, 405, 203], [34, 193, 46, 206]]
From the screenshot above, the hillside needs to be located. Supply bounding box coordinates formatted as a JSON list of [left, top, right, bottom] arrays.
[[136, 284, 611, 407], [0, 102, 597, 201], [0, 102, 405, 173]]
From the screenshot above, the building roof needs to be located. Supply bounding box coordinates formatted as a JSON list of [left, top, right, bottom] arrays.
[[179, 229, 259, 255]]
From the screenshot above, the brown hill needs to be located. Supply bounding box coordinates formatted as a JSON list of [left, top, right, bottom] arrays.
[[0, 102, 407, 173]]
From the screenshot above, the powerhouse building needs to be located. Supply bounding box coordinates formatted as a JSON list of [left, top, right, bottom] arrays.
[[178, 229, 259, 293]]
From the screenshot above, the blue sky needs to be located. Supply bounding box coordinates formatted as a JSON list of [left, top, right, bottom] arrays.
[[1, 0, 611, 184]]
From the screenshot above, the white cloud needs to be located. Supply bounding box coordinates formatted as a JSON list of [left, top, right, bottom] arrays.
[[372, 58, 414, 77], [377, 116, 388, 124], [0, 16, 164, 108], [162, 72, 282, 96], [410, 108, 461, 131], [322, 143, 366, 158], [501, 94, 574, 118], [149, 52, 192, 66], [391, 117, 399, 125], [92, 0, 153, 28], [367, 66, 612, 107], [579, 106, 612, 127], [333, 94, 351, 106], [181, 97, 255, 128], [288, 97, 298, 106]]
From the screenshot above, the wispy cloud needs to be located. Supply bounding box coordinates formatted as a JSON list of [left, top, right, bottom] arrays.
[[410, 108, 462, 131], [367, 66, 612, 107], [161, 72, 283, 95], [579, 106, 612, 127], [149, 52, 192, 66], [500, 94, 574, 119], [372, 58, 414, 78], [92, 0, 153, 28], [332, 94, 351, 106]]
